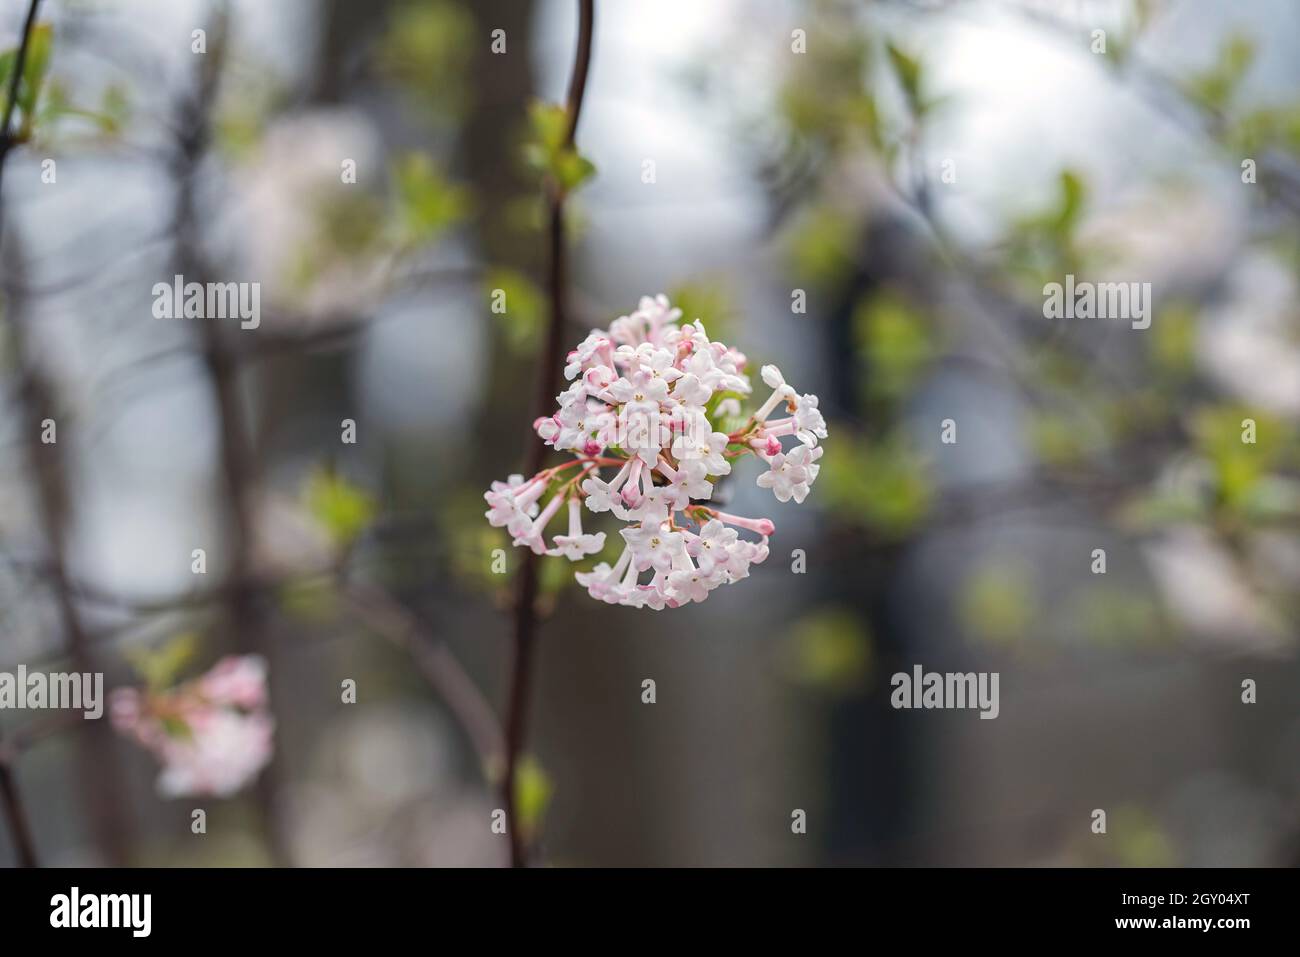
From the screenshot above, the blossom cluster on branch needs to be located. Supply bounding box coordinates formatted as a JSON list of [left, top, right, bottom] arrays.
[[485, 295, 827, 609], [110, 655, 274, 798]]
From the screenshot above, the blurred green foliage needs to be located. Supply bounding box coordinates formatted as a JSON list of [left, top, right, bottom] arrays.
[[290, 152, 468, 289], [1150, 301, 1199, 380], [1003, 169, 1090, 292], [524, 100, 596, 194], [125, 633, 201, 694], [1184, 32, 1255, 113], [514, 755, 554, 841], [778, 29, 879, 151], [670, 278, 739, 344], [0, 22, 52, 140], [485, 268, 544, 355], [393, 152, 471, 245], [821, 433, 932, 538], [0, 24, 130, 146], [305, 469, 377, 549], [1028, 408, 1109, 469], [1190, 406, 1288, 518], [1067, 583, 1166, 647], [853, 290, 936, 402], [786, 204, 857, 290], [784, 609, 872, 695], [960, 563, 1036, 646], [1108, 806, 1176, 867], [378, 0, 474, 123], [279, 575, 339, 623]]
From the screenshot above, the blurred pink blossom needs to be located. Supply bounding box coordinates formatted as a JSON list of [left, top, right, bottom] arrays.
[[111, 655, 275, 798]]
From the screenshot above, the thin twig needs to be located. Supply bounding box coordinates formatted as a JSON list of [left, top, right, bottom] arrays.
[[502, 0, 595, 869], [0, 0, 42, 180], [0, 0, 43, 870], [0, 0, 137, 867]]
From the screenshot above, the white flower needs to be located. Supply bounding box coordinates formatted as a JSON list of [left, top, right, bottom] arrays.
[[512, 492, 565, 554], [756, 449, 810, 503], [672, 427, 731, 476], [484, 475, 543, 533], [484, 294, 827, 610], [792, 394, 828, 446], [549, 498, 607, 560], [667, 566, 720, 604], [675, 460, 715, 499], [635, 293, 682, 333], [608, 370, 670, 410], [688, 519, 738, 575], [565, 333, 610, 381], [575, 546, 633, 601], [671, 372, 712, 407], [754, 366, 797, 422], [621, 522, 684, 574]]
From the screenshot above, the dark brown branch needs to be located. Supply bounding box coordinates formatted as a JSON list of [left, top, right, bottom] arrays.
[[502, 0, 594, 869], [0, 0, 43, 870], [0, 762, 37, 867], [0, 0, 136, 867], [0, 0, 42, 174], [168, 3, 289, 866]]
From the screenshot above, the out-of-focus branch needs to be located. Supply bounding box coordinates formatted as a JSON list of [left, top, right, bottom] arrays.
[[0, 0, 136, 866], [167, 2, 289, 866], [0, 0, 44, 871], [0, 0, 43, 196], [343, 581, 505, 777], [502, 0, 595, 869], [905, 0, 1300, 215], [0, 762, 37, 867]]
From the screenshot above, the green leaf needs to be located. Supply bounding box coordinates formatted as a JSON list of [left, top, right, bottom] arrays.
[[0, 22, 53, 140], [1185, 32, 1255, 111], [17, 23, 52, 137], [125, 633, 201, 693], [885, 42, 923, 114], [513, 755, 553, 839], [554, 150, 596, 191], [527, 101, 567, 153], [1190, 405, 1283, 510], [523, 99, 596, 195], [305, 469, 377, 547], [1054, 169, 1086, 234], [392, 152, 469, 244]]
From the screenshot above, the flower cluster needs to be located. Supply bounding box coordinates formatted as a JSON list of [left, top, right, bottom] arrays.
[[485, 295, 827, 609], [110, 655, 274, 798]]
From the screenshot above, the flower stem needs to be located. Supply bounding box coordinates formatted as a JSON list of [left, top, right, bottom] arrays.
[[503, 0, 595, 869]]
